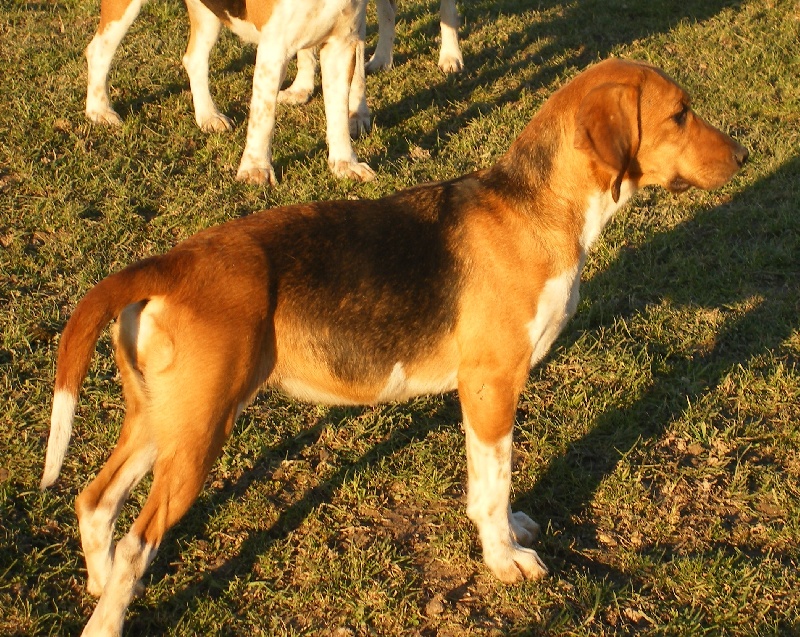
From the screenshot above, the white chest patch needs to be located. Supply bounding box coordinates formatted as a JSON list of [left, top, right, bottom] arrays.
[[526, 266, 581, 368], [580, 181, 635, 251]]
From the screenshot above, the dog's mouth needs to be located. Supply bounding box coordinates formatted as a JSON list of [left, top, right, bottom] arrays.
[[667, 175, 692, 193]]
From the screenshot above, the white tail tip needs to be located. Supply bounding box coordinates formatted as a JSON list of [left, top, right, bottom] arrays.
[[41, 389, 77, 489]]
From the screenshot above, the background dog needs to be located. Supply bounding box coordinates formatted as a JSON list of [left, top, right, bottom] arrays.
[[84, 0, 374, 185], [43, 59, 746, 636]]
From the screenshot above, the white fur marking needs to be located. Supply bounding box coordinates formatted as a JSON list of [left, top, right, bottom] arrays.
[[41, 389, 77, 489], [464, 418, 547, 582], [580, 181, 635, 251], [81, 533, 157, 637], [526, 266, 581, 368]]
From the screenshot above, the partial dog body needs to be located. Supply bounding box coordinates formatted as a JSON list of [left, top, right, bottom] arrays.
[[85, 0, 374, 185], [44, 59, 746, 636], [279, 0, 462, 116], [366, 0, 463, 73]]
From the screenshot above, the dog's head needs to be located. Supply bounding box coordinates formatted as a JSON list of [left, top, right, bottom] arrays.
[[573, 59, 748, 202]]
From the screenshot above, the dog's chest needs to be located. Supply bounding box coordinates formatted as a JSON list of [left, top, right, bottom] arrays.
[[526, 266, 581, 367]]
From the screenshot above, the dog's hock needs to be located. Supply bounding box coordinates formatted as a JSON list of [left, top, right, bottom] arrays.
[[574, 82, 641, 202]]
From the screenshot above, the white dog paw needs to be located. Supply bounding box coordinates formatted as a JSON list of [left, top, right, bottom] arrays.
[[349, 110, 372, 138], [329, 159, 376, 182], [484, 544, 548, 584], [365, 54, 392, 74], [278, 87, 314, 105], [438, 53, 464, 74], [198, 112, 233, 133], [86, 107, 123, 127], [236, 164, 277, 186], [510, 510, 540, 547]]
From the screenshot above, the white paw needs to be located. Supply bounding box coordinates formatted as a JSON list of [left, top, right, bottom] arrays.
[[509, 510, 540, 546], [349, 109, 371, 138], [198, 112, 233, 133], [86, 107, 123, 127], [438, 53, 464, 73], [329, 159, 376, 182], [365, 53, 392, 74], [484, 543, 548, 584], [278, 87, 313, 105], [236, 163, 277, 186]]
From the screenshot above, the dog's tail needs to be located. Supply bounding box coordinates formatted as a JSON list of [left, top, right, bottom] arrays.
[[41, 256, 169, 489]]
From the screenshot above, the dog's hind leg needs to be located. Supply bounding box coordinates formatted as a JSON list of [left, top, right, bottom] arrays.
[[81, 416, 230, 637], [278, 48, 318, 106], [183, 0, 232, 132], [76, 423, 156, 598], [85, 0, 146, 125], [75, 303, 157, 597], [348, 12, 371, 137]]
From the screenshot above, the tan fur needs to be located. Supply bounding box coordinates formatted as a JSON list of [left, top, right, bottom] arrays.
[[44, 59, 747, 636]]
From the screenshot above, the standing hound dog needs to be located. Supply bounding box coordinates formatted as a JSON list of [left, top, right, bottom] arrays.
[[84, 0, 374, 185], [43, 59, 746, 636]]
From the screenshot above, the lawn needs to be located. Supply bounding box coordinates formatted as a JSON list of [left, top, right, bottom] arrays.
[[1, 0, 799, 634]]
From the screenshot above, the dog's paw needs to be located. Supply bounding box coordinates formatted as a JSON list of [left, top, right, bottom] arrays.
[[198, 112, 234, 133], [484, 544, 548, 584], [509, 510, 540, 547], [236, 164, 277, 186], [86, 107, 123, 127], [438, 53, 464, 74], [365, 54, 392, 74], [278, 86, 313, 106], [349, 110, 371, 138], [329, 159, 376, 182]]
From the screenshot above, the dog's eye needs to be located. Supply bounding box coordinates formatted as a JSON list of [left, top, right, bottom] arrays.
[[673, 104, 689, 126]]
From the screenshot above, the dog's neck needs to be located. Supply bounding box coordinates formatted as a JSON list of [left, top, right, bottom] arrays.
[[486, 115, 637, 257]]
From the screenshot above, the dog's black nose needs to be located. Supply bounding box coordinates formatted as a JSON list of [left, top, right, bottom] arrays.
[[734, 144, 749, 167]]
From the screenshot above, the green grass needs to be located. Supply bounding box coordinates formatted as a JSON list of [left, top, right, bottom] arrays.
[[1, 0, 799, 634]]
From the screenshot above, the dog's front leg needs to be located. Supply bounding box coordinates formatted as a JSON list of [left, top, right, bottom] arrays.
[[319, 36, 375, 182], [236, 42, 288, 185], [459, 376, 548, 584], [85, 0, 146, 126]]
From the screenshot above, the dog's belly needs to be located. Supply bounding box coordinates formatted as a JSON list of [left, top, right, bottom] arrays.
[[277, 361, 458, 406]]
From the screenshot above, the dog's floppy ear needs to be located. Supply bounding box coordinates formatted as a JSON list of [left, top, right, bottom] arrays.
[[574, 83, 641, 202]]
